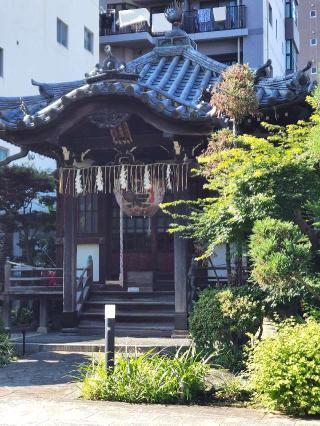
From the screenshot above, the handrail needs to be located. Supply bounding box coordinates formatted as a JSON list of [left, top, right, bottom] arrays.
[[7, 260, 62, 272], [3, 258, 63, 291], [76, 255, 93, 317]]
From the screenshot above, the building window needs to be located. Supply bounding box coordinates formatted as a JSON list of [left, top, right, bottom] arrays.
[[310, 38, 318, 46], [285, 0, 297, 22], [268, 3, 273, 26], [311, 66, 317, 74], [286, 40, 297, 71], [310, 10, 317, 18], [0, 147, 8, 161], [0, 48, 3, 77], [78, 194, 98, 234], [84, 27, 94, 53], [57, 18, 68, 48]]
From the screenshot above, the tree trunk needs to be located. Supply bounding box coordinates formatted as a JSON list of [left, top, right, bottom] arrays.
[[232, 119, 237, 136]]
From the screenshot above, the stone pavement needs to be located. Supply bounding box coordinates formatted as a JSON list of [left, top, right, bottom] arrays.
[[10, 332, 191, 354], [0, 351, 320, 426]]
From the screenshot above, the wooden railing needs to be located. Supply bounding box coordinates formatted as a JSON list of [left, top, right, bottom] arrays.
[[187, 256, 249, 313], [3, 259, 63, 294], [76, 255, 93, 317]]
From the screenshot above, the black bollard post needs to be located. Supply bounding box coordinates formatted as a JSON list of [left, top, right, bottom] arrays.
[[22, 330, 26, 356], [105, 305, 116, 372]]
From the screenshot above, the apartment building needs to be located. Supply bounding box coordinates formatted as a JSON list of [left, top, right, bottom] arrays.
[[0, 0, 99, 170], [99, 0, 299, 77], [298, 0, 320, 81]]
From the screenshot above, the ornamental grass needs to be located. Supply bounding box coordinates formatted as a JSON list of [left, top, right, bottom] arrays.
[[79, 347, 210, 404]]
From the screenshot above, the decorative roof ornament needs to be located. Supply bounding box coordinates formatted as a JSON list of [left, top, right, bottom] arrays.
[[19, 98, 29, 116], [165, 1, 183, 30], [157, 1, 194, 48], [254, 59, 272, 83], [102, 45, 125, 73], [89, 111, 131, 129], [85, 45, 139, 84], [19, 97, 33, 125]]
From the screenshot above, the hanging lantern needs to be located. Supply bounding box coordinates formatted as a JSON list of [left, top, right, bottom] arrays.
[[114, 181, 165, 217]]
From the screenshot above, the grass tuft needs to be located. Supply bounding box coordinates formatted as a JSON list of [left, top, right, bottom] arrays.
[[78, 346, 210, 404]]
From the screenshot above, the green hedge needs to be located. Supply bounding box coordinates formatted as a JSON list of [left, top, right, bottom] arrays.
[[249, 320, 320, 415], [189, 286, 263, 371]]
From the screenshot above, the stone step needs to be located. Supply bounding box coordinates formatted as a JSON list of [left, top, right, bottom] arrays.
[[91, 288, 174, 295], [78, 322, 174, 337], [84, 300, 175, 313], [10, 333, 191, 354], [80, 311, 174, 322], [89, 292, 174, 303]]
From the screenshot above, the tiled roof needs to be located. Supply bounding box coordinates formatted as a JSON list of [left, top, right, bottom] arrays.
[[0, 29, 315, 132]]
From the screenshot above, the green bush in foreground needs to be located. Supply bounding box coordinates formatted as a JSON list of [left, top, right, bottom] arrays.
[[189, 286, 263, 371], [248, 320, 320, 415], [79, 348, 210, 404], [0, 333, 14, 367], [214, 377, 252, 403]]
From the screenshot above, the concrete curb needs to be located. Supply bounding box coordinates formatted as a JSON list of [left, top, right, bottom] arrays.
[[13, 342, 191, 355]]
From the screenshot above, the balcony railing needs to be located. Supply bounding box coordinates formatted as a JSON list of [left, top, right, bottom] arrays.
[[99, 5, 246, 38], [183, 6, 246, 34]]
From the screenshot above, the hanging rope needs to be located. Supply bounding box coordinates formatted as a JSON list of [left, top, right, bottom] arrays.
[[58, 162, 191, 196]]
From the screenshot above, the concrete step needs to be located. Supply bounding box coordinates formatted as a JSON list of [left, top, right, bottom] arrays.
[[84, 300, 175, 313], [154, 280, 175, 291], [10, 332, 191, 354], [80, 311, 174, 322], [89, 293, 174, 303], [78, 322, 174, 337]]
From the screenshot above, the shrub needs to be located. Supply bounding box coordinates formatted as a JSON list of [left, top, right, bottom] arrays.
[[214, 377, 252, 403], [303, 303, 320, 321], [248, 320, 320, 415], [249, 218, 311, 305], [79, 348, 209, 404], [189, 286, 263, 371], [12, 306, 33, 327], [0, 332, 14, 367]]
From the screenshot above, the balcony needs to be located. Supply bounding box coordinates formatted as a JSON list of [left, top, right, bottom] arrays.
[[99, 5, 247, 47]]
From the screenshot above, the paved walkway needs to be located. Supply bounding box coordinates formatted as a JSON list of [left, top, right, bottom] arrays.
[[10, 332, 191, 354], [0, 352, 320, 426]]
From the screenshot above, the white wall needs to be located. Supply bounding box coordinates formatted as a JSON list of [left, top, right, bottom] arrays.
[[77, 244, 100, 282], [263, 0, 286, 76], [0, 0, 99, 170]]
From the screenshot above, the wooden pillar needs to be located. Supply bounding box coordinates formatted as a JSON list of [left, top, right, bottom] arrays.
[[62, 195, 77, 328], [2, 259, 11, 330], [173, 233, 188, 334], [37, 296, 48, 334]]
